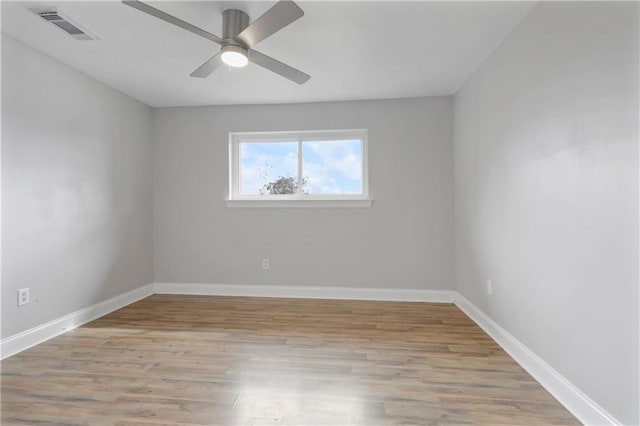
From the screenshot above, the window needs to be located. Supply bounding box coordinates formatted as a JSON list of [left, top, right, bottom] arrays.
[[227, 129, 371, 207]]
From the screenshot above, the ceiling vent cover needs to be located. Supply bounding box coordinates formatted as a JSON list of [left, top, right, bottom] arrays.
[[34, 10, 98, 40]]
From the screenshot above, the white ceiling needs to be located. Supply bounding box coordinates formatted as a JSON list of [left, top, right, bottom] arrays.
[[2, 1, 536, 107]]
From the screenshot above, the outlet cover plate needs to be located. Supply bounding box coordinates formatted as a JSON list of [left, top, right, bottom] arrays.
[[18, 288, 30, 306]]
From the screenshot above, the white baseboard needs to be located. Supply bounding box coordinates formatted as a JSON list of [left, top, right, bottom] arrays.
[[454, 293, 620, 426], [153, 282, 456, 303], [0, 283, 154, 360]]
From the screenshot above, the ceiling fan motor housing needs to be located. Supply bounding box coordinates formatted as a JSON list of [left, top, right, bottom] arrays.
[[222, 9, 249, 46]]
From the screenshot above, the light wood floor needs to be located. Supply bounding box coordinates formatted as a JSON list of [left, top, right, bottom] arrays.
[[1, 295, 578, 425]]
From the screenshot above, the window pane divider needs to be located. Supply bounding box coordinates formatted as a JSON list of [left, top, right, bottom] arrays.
[[297, 139, 303, 196]]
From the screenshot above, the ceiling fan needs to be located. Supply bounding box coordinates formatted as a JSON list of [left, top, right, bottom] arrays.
[[122, 0, 310, 84]]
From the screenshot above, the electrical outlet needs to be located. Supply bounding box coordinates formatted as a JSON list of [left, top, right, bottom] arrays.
[[18, 288, 30, 306], [262, 258, 270, 269], [487, 279, 493, 296]]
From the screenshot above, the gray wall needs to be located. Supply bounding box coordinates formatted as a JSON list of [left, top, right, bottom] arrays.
[[1, 36, 154, 338], [153, 97, 454, 290], [453, 2, 639, 424]]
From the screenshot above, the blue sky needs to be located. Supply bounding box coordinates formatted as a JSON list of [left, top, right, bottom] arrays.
[[240, 140, 362, 195]]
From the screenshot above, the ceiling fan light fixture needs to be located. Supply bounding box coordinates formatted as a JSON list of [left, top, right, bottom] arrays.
[[221, 44, 249, 68]]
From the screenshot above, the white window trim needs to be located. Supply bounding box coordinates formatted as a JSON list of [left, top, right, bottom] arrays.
[[227, 129, 373, 208]]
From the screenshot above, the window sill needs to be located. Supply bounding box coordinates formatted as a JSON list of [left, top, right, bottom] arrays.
[[225, 198, 374, 208]]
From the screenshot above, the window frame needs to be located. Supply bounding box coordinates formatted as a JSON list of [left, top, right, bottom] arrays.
[[227, 129, 372, 208]]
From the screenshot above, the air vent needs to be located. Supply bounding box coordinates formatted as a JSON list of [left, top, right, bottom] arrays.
[[34, 9, 98, 40]]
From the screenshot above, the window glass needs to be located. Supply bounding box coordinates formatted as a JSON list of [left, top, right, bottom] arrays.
[[302, 140, 362, 195], [239, 142, 298, 195]]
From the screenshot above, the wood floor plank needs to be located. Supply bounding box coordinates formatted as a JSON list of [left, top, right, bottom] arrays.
[[1, 295, 578, 425]]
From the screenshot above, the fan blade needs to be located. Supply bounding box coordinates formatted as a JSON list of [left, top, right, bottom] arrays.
[[190, 53, 223, 78], [122, 0, 223, 45], [236, 0, 303, 48], [248, 50, 310, 85]]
